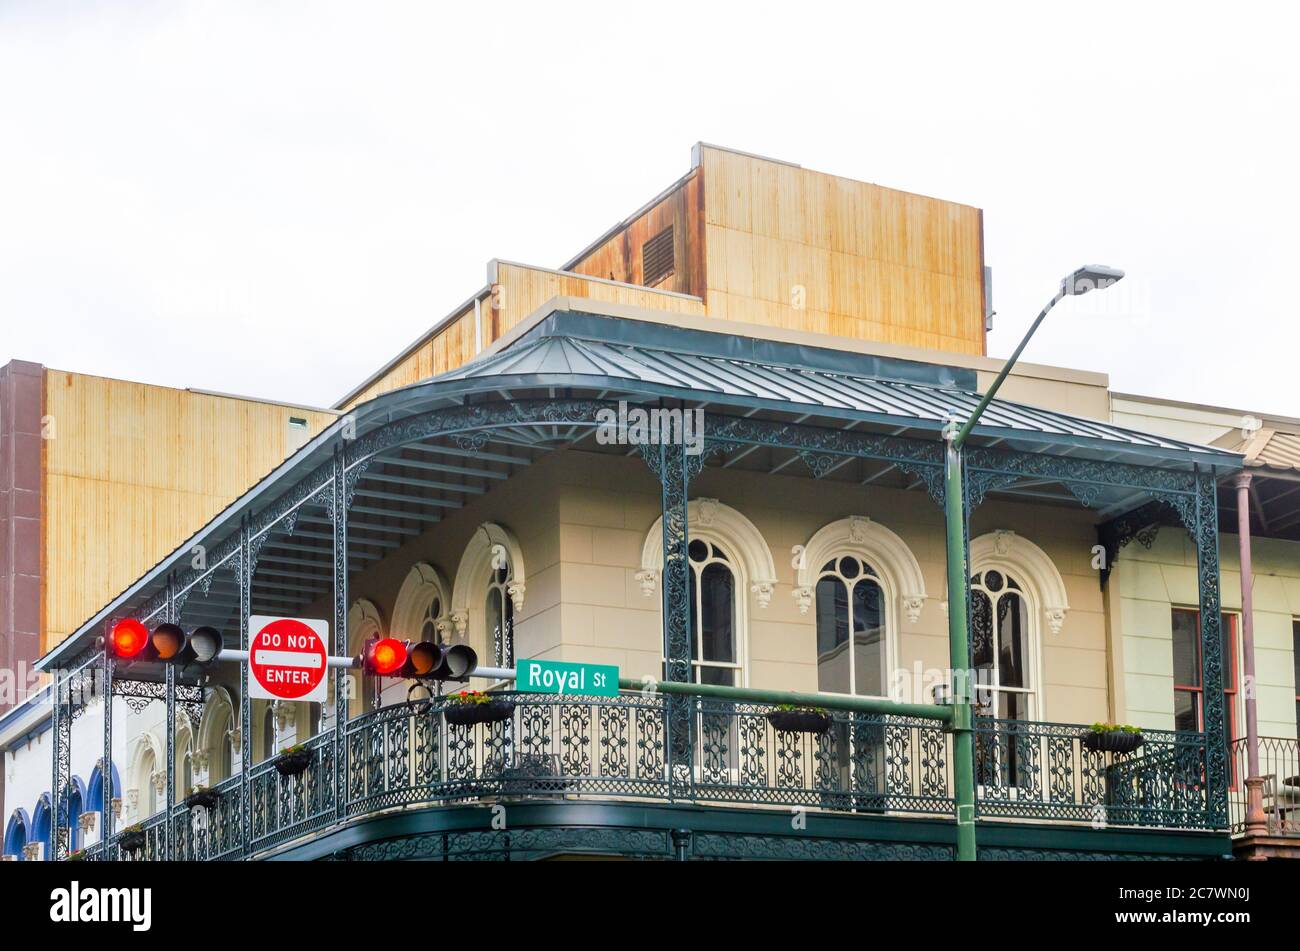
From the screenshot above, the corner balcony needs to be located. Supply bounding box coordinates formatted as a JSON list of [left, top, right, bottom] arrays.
[[82, 693, 1223, 862]]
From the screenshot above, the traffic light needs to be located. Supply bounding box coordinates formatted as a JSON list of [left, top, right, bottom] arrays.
[[358, 636, 476, 682], [108, 619, 225, 670]]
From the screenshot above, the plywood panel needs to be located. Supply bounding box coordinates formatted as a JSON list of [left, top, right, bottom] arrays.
[[698, 145, 984, 355], [42, 372, 335, 648]]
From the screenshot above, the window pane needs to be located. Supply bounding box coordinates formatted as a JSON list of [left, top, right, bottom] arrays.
[[815, 577, 850, 694], [485, 589, 502, 661], [852, 578, 886, 696], [997, 592, 1028, 688], [699, 562, 735, 663], [1173, 690, 1199, 733], [1171, 609, 1200, 686], [699, 665, 735, 686]]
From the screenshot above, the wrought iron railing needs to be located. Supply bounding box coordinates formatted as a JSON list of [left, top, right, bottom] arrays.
[[1229, 735, 1300, 836], [972, 718, 1209, 829], [88, 696, 1217, 859]]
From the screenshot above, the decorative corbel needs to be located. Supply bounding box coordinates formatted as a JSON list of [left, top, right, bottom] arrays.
[[750, 580, 776, 609], [635, 569, 659, 598], [900, 595, 925, 624], [792, 585, 814, 616]]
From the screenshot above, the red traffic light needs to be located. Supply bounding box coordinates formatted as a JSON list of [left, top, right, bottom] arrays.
[[366, 637, 408, 676], [110, 619, 149, 658]]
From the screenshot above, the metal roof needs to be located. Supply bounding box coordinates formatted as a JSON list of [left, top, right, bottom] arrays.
[[440, 312, 1237, 464]]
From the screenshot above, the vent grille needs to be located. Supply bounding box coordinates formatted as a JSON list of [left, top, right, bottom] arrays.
[[641, 226, 675, 287]]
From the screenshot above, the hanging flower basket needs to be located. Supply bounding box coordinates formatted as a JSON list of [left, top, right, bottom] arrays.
[[443, 691, 515, 726], [1081, 724, 1145, 754], [185, 787, 220, 811], [767, 706, 832, 735], [274, 744, 313, 777], [118, 825, 146, 855]]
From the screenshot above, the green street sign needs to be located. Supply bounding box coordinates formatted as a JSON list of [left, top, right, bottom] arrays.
[[517, 658, 620, 697]]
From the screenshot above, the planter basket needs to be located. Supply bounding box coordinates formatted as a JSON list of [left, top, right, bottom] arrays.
[[1081, 730, 1145, 754], [185, 789, 220, 811], [766, 710, 832, 735], [444, 699, 515, 727], [118, 830, 146, 855], [274, 748, 313, 777]]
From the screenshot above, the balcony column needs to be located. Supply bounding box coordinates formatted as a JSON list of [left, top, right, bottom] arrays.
[[1234, 471, 1266, 833], [102, 632, 114, 854], [238, 518, 253, 858], [163, 574, 177, 860], [1193, 467, 1228, 828], [655, 439, 693, 796], [331, 446, 348, 822]]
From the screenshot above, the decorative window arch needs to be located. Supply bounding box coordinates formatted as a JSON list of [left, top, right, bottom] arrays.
[[4, 808, 29, 860], [640, 499, 778, 686], [452, 523, 526, 666], [639, 499, 779, 607], [792, 516, 927, 621], [969, 531, 1069, 636], [391, 563, 452, 643], [197, 687, 237, 783], [794, 516, 925, 698]]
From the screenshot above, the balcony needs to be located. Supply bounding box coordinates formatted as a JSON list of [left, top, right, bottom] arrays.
[[78, 693, 1218, 861]]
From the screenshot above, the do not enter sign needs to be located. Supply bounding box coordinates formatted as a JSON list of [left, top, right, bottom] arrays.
[[248, 616, 329, 702]]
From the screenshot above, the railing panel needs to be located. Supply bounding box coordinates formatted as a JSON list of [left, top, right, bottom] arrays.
[[973, 718, 1210, 828], [1229, 735, 1300, 836], [248, 729, 337, 853]]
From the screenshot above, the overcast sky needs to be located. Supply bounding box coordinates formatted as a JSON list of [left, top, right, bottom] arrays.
[[2, 2, 1297, 416]]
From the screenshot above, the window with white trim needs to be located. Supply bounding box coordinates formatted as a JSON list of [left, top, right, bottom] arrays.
[[814, 556, 887, 697], [685, 539, 740, 686]]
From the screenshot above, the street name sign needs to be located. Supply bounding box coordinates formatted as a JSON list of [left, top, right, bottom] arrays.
[[517, 658, 619, 697], [248, 616, 329, 702]]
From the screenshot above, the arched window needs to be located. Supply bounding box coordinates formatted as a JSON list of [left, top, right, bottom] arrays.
[[32, 794, 51, 860], [87, 760, 121, 814], [134, 748, 159, 817], [965, 530, 1067, 723], [176, 724, 193, 798], [641, 500, 777, 688], [452, 523, 526, 668], [65, 778, 85, 852], [198, 688, 236, 783], [971, 569, 1034, 720], [687, 539, 740, 685], [261, 706, 276, 761], [485, 561, 514, 668], [814, 556, 887, 697], [345, 599, 385, 717], [4, 810, 29, 861]]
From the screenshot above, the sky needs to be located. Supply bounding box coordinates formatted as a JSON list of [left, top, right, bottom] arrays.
[[2, 1, 1298, 415]]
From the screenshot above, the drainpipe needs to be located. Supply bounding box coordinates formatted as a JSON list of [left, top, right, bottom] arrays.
[[1236, 472, 1267, 834]]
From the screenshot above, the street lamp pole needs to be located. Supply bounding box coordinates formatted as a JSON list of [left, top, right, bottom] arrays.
[[944, 265, 1124, 862]]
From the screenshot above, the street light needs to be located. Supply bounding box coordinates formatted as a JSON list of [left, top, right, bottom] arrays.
[[943, 264, 1124, 862]]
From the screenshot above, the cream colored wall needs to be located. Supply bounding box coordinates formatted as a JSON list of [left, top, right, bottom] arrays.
[[1115, 530, 1299, 740], [547, 451, 1109, 724]]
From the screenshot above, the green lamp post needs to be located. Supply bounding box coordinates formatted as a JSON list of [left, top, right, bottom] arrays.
[[944, 264, 1125, 862]]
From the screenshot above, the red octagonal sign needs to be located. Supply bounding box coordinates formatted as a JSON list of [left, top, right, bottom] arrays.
[[248, 616, 329, 702]]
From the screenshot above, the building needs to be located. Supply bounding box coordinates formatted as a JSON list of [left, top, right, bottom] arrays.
[[2, 144, 1296, 862]]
